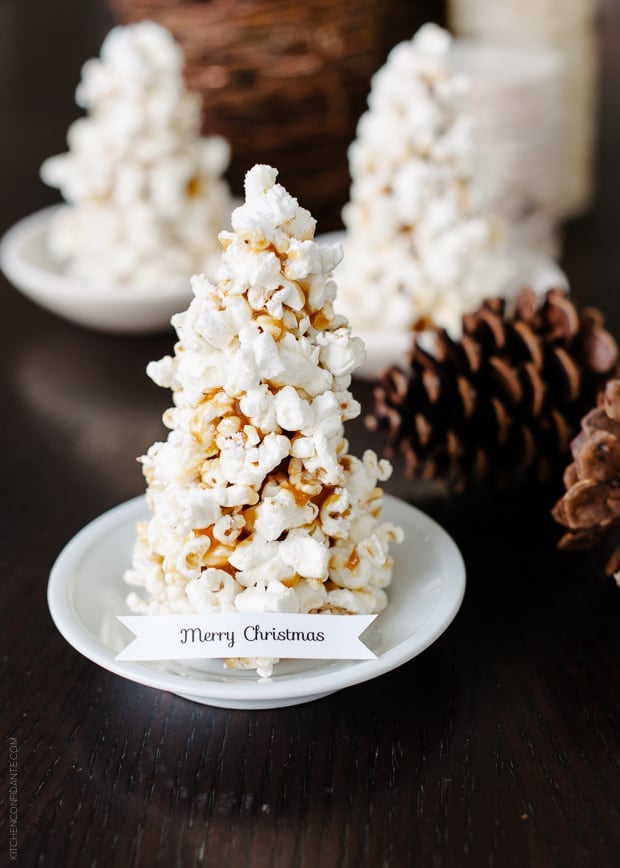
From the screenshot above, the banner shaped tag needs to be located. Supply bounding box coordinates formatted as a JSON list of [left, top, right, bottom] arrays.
[[116, 613, 378, 662]]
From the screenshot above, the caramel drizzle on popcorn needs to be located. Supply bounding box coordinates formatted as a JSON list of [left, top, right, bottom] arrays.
[[126, 166, 403, 679]]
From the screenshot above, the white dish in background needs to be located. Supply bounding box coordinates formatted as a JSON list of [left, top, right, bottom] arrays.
[[0, 206, 192, 334], [316, 230, 568, 380], [47, 494, 466, 710]]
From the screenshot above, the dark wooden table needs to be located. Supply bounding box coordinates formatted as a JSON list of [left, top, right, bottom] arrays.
[[1, 2, 619, 866]]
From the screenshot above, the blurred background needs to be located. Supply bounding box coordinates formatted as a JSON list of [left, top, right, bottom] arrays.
[[0, 0, 615, 248], [1, 0, 618, 368]]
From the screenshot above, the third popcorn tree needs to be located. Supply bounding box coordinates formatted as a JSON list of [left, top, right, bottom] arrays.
[[40, 21, 231, 291], [336, 22, 513, 341], [125, 165, 403, 678]]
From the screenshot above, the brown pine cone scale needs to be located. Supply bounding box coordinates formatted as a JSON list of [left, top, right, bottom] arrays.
[[369, 288, 619, 491], [553, 378, 620, 583]]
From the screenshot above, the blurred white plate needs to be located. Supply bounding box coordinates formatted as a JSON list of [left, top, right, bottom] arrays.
[[48, 494, 465, 710], [0, 206, 194, 334], [317, 230, 568, 380]]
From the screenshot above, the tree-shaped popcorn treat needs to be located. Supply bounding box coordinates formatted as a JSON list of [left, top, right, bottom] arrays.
[[336, 23, 513, 339], [40, 21, 231, 291], [124, 165, 403, 678]]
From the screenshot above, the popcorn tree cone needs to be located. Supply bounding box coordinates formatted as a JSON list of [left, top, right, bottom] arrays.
[[125, 165, 403, 678], [40, 20, 231, 291], [336, 22, 513, 340]]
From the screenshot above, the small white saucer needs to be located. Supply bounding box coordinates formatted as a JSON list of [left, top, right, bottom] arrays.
[[0, 207, 193, 334], [47, 494, 465, 709], [316, 231, 568, 380]]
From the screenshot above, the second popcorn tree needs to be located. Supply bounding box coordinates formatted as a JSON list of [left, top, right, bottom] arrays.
[[124, 165, 403, 679], [40, 21, 231, 290], [335, 23, 514, 341]]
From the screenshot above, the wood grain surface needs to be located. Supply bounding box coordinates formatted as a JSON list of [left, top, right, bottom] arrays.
[[1, 2, 619, 866]]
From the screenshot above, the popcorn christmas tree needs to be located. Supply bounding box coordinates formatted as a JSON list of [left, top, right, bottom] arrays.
[[40, 20, 231, 290], [125, 165, 403, 678], [336, 22, 513, 339]]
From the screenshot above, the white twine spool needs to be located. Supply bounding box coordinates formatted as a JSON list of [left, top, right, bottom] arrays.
[[451, 38, 564, 257], [448, 0, 600, 220]]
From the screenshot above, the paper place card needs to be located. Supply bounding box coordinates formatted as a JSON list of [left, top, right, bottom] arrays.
[[116, 613, 378, 662]]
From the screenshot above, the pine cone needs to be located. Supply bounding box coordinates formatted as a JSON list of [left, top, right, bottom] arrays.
[[552, 378, 620, 582], [368, 288, 619, 492]]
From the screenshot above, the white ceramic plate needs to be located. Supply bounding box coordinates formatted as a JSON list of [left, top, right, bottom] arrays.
[[48, 494, 465, 709], [316, 230, 568, 380], [0, 206, 193, 334]]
